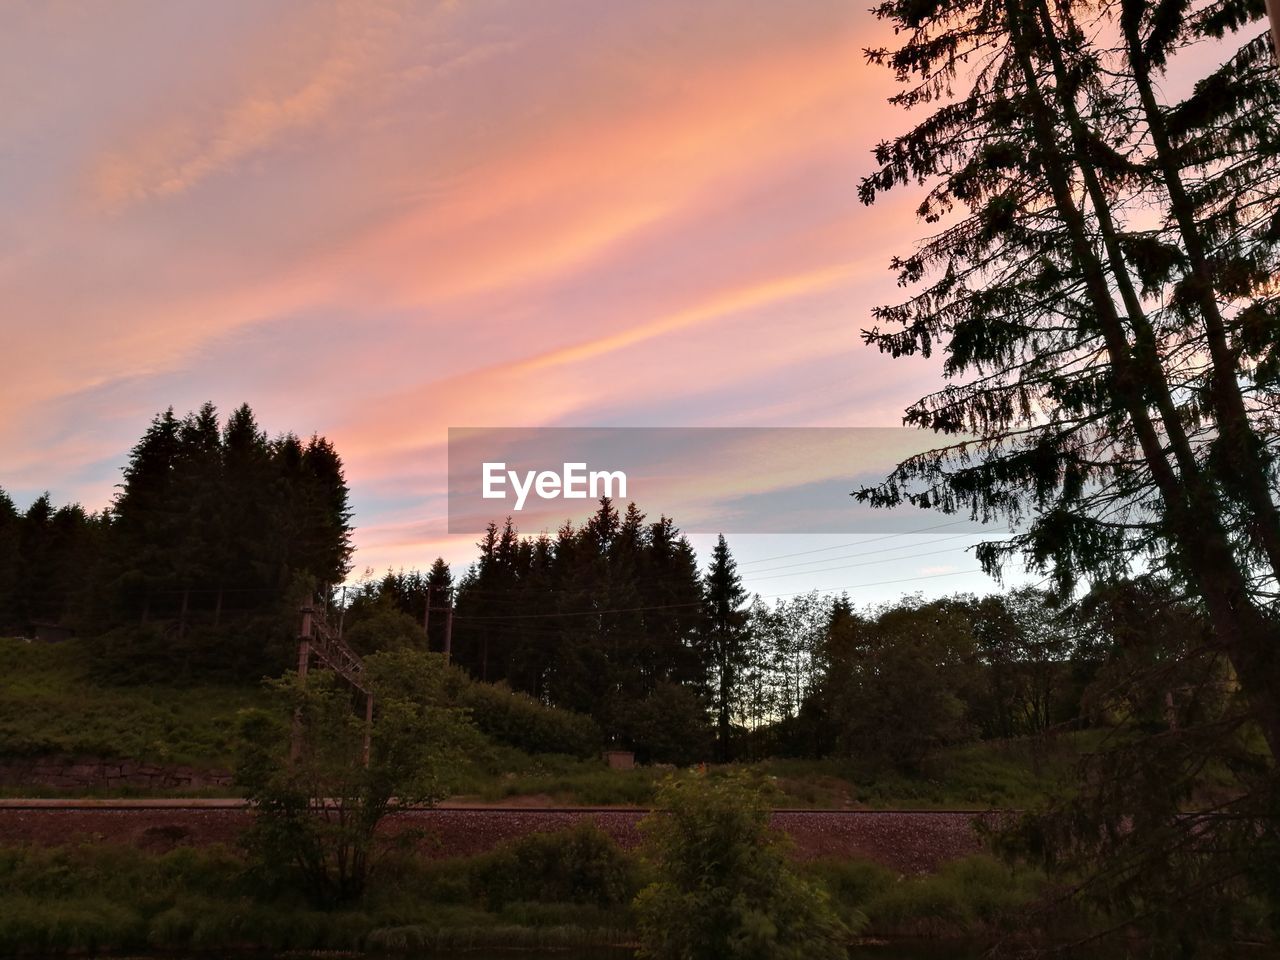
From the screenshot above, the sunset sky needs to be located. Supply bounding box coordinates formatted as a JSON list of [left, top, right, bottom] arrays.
[[1, 0, 1021, 601]]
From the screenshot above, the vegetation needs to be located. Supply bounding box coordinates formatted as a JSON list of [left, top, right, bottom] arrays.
[[0, 634, 1091, 809], [0, 836, 635, 954], [635, 775, 848, 960], [858, 0, 1280, 948], [0, 403, 353, 683], [0, 829, 1056, 954], [235, 650, 472, 906], [0, 637, 264, 767]]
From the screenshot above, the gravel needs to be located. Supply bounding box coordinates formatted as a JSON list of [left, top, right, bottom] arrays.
[[0, 806, 991, 873]]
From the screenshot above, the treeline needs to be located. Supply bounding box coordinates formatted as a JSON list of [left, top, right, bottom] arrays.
[[344, 500, 713, 763], [349, 499, 1174, 768], [0, 403, 353, 680]]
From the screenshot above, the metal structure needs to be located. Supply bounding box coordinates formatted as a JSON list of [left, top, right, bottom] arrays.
[[293, 602, 373, 765]]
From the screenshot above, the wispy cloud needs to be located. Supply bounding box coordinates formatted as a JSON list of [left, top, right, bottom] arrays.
[[0, 0, 960, 592]]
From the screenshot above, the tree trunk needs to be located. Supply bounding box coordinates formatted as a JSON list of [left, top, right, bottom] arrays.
[[1119, 16, 1280, 582], [1009, 0, 1280, 760], [718, 656, 732, 762]]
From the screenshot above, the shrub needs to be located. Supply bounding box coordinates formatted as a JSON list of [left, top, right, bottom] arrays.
[[458, 680, 602, 758], [471, 821, 640, 909], [236, 652, 471, 907], [805, 857, 894, 933], [612, 682, 713, 765], [861, 855, 1047, 937], [343, 603, 427, 656], [635, 774, 848, 960]]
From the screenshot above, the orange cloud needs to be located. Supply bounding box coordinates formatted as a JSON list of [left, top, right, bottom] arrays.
[[91, 0, 410, 211]]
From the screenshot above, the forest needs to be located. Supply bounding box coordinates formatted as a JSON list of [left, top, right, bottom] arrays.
[[0, 402, 1201, 779], [0, 402, 353, 679]]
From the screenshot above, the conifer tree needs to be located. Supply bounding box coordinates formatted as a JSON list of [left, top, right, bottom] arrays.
[[858, 0, 1280, 757], [703, 534, 749, 761], [0, 489, 19, 630]]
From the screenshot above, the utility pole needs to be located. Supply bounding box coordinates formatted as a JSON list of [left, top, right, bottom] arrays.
[[291, 605, 313, 762], [292, 601, 372, 766], [444, 588, 453, 663]]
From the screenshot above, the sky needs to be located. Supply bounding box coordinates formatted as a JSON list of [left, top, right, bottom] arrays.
[[0, 0, 1031, 604]]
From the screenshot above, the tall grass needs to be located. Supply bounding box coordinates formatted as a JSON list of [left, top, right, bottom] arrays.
[[0, 638, 265, 768]]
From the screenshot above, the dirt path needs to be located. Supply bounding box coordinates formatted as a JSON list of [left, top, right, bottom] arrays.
[[0, 804, 992, 873]]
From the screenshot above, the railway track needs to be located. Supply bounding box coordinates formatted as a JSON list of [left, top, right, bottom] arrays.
[[0, 801, 996, 872]]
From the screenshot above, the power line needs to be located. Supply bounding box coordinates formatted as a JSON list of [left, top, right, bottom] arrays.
[[740, 533, 981, 576], [732, 518, 988, 566], [454, 567, 1003, 622]]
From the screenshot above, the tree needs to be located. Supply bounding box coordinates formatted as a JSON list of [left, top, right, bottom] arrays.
[[0, 490, 19, 631], [635, 774, 847, 960], [703, 535, 750, 762], [858, 0, 1280, 936], [1000, 576, 1271, 953], [451, 501, 708, 735], [857, 0, 1280, 760], [819, 597, 978, 769], [112, 408, 182, 623], [970, 587, 1073, 738], [425, 556, 453, 653], [342, 597, 425, 656], [235, 650, 471, 907], [613, 681, 713, 765]]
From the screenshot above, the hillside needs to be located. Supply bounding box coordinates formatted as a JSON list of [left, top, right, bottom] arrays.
[[0, 637, 1076, 808]]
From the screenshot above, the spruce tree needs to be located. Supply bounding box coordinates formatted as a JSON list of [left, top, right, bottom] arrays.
[[0, 489, 19, 631], [703, 534, 749, 761], [425, 558, 453, 657], [859, 0, 1280, 757]]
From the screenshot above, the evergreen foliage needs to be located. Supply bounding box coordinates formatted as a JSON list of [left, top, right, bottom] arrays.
[[0, 402, 353, 679]]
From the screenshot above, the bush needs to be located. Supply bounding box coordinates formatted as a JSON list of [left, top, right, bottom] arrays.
[[635, 775, 848, 960], [612, 682, 713, 765], [471, 821, 640, 909], [236, 653, 472, 907], [343, 603, 427, 656], [458, 680, 602, 758], [805, 857, 894, 932]]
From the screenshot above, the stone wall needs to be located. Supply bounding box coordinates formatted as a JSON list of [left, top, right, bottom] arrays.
[[0, 755, 232, 791]]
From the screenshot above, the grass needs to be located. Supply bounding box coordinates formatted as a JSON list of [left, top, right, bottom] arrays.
[[446, 738, 1081, 810], [807, 854, 1053, 940], [0, 638, 265, 769], [0, 831, 641, 954], [755, 735, 1086, 810], [0, 833, 1058, 954]]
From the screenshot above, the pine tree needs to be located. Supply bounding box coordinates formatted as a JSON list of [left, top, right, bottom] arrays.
[[644, 516, 708, 691], [703, 534, 749, 761], [425, 557, 453, 654], [858, 0, 1280, 757], [0, 489, 19, 630], [112, 408, 182, 622], [219, 403, 273, 612]]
